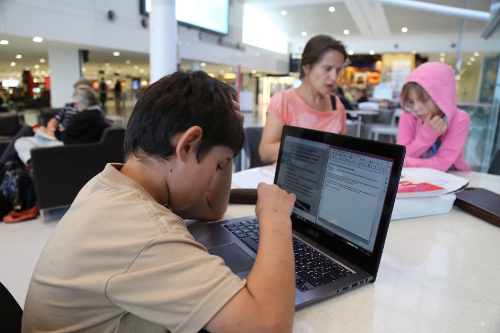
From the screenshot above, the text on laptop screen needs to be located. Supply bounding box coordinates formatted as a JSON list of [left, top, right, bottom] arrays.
[[276, 136, 394, 255]]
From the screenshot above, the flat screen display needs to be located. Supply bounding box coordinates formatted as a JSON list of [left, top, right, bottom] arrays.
[[141, 0, 229, 35]]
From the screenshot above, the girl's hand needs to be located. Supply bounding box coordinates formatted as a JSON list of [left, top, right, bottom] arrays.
[[427, 113, 448, 134]]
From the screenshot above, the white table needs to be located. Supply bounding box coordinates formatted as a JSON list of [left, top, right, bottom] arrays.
[[346, 110, 380, 137], [226, 170, 500, 332]]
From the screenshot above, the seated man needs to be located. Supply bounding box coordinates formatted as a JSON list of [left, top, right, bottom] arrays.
[[14, 85, 106, 165], [22, 71, 297, 332], [0, 79, 104, 170]]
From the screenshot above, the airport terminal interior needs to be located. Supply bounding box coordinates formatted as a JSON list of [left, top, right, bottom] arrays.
[[1, 0, 500, 331]]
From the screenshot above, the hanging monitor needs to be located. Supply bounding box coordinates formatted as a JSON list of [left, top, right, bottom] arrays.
[[140, 0, 229, 35]]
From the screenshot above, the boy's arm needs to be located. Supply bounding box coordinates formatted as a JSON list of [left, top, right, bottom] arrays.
[[204, 183, 296, 333]]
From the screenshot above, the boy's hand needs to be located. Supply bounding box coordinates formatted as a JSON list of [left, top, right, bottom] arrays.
[[427, 113, 448, 134], [255, 183, 296, 221], [233, 100, 244, 126]]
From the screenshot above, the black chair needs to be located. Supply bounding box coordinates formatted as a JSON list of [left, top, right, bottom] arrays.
[[31, 123, 125, 220], [488, 150, 500, 175], [0, 114, 25, 156], [0, 282, 23, 332], [234, 127, 272, 172]]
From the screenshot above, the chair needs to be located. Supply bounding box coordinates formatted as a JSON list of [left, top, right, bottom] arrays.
[[0, 113, 26, 156], [30, 123, 125, 220], [234, 127, 272, 172], [365, 108, 403, 143], [488, 150, 500, 175], [0, 282, 23, 332]]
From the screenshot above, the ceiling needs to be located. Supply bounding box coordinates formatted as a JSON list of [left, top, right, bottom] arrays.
[[0, 0, 495, 84]]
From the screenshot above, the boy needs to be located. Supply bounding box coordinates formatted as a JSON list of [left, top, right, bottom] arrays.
[[22, 71, 296, 332]]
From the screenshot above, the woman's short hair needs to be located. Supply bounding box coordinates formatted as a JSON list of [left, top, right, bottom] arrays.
[[72, 85, 98, 109], [300, 35, 347, 79], [124, 70, 245, 162]]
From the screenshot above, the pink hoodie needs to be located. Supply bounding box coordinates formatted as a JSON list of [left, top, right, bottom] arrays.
[[397, 62, 471, 171]]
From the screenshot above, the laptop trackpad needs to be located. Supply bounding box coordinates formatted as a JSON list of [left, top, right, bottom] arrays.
[[207, 243, 254, 274]]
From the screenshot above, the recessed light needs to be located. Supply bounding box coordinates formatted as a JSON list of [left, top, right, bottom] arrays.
[[220, 70, 224, 74], [343, 30, 349, 35], [401, 27, 408, 33], [113, 52, 120, 56], [411, 50, 416, 54], [301, 31, 307, 36], [10, 62, 16, 66], [34, 64, 40, 69], [82, 68, 86, 72], [329, 7, 335, 12], [125, 60, 131, 64], [440, 57, 445, 62], [0, 40, 8, 45], [281, 10, 287, 15], [473, 52, 479, 57], [33, 37, 43, 42], [105, 70, 109, 74], [139, 69, 144, 73], [105, 63, 110, 67], [440, 52, 445, 56], [467, 61, 472, 65], [470, 57, 475, 61], [134, 65, 139, 69], [348, 50, 354, 55], [369, 50, 375, 55], [201, 62, 206, 67], [251, 70, 256, 74], [16, 54, 22, 59], [40, 58, 46, 63]]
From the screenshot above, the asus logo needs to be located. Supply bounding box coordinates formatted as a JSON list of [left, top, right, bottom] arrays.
[[306, 229, 319, 238]]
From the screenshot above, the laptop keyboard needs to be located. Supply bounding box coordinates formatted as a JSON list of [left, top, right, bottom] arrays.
[[224, 219, 353, 292]]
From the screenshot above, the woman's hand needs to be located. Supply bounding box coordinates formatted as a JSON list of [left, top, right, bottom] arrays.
[[427, 113, 448, 134]]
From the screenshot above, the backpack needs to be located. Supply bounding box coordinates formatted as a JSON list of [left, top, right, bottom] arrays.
[[0, 160, 36, 215]]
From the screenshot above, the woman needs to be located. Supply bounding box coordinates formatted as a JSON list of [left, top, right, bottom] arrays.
[[259, 35, 347, 163]]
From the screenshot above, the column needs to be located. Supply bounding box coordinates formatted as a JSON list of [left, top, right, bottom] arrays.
[[47, 47, 82, 108], [150, 0, 177, 83]]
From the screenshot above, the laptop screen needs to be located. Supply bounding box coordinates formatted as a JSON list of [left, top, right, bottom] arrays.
[[276, 135, 393, 256], [275, 126, 405, 277]]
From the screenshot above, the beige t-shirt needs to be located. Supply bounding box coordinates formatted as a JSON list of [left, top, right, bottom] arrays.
[[22, 164, 246, 333]]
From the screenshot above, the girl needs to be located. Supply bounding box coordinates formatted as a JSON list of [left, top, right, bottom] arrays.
[[397, 62, 471, 171]]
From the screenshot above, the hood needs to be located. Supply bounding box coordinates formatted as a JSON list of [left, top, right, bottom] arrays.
[[401, 62, 457, 120]]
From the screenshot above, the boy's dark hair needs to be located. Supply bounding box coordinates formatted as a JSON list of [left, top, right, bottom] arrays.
[[124, 70, 245, 162], [300, 35, 347, 79]]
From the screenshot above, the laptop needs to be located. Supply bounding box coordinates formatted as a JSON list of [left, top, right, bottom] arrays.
[[188, 125, 405, 307]]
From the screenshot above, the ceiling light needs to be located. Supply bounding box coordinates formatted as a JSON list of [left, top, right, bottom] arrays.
[[82, 68, 86, 72], [411, 50, 416, 54], [301, 31, 307, 37], [16, 54, 22, 59], [139, 69, 144, 73], [473, 52, 479, 57], [439, 57, 445, 62], [134, 65, 139, 69], [401, 27, 408, 33], [125, 60, 131, 64], [455, 75, 460, 81], [33, 37, 43, 42], [113, 52, 120, 56], [105, 63, 110, 67], [329, 7, 335, 12], [369, 50, 375, 55], [220, 70, 224, 74], [467, 61, 472, 65], [105, 70, 109, 74], [34, 64, 40, 68], [470, 57, 475, 61], [348, 50, 354, 55], [10, 62, 15, 66], [343, 30, 349, 35], [440, 52, 445, 56], [40, 58, 46, 63], [0, 40, 8, 45], [281, 10, 287, 15], [200, 62, 206, 67], [251, 70, 256, 74]]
